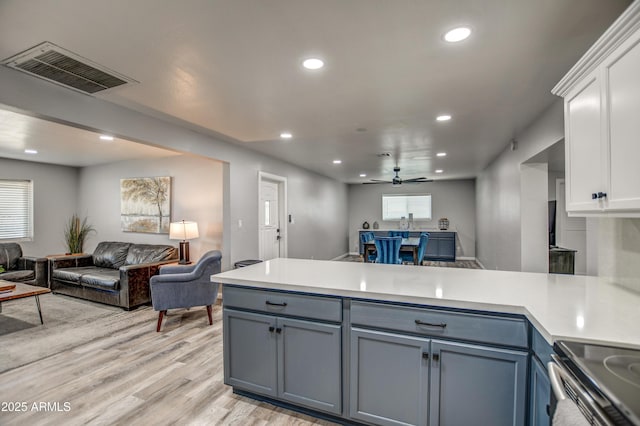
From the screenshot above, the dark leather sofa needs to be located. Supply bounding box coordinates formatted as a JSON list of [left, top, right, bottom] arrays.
[[0, 242, 48, 287], [50, 241, 178, 309]]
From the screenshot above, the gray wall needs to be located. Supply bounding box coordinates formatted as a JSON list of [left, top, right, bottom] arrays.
[[348, 180, 476, 259], [0, 158, 78, 256], [77, 154, 224, 261], [476, 99, 640, 293], [0, 67, 349, 270], [476, 101, 564, 271]]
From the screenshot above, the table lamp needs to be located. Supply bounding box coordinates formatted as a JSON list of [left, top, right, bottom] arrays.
[[169, 220, 199, 264]]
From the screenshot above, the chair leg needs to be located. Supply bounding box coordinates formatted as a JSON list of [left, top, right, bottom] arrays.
[[156, 310, 166, 332], [206, 305, 213, 325]]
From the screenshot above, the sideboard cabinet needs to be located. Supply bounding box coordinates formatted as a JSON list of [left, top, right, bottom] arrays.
[[359, 230, 456, 262]]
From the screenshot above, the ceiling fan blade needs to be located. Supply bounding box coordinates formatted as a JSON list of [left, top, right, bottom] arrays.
[[404, 177, 432, 183], [363, 180, 392, 184]]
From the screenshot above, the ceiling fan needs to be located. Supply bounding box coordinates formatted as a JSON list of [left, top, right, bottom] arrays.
[[364, 166, 432, 185]]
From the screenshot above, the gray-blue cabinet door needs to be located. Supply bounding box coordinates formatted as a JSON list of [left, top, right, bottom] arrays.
[[277, 318, 342, 415], [350, 328, 430, 426], [223, 309, 277, 397], [530, 355, 551, 426], [429, 340, 528, 426]]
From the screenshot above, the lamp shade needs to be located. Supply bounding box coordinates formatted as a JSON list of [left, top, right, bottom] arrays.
[[169, 220, 199, 240]]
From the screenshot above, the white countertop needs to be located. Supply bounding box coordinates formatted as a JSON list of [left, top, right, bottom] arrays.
[[213, 258, 640, 349]]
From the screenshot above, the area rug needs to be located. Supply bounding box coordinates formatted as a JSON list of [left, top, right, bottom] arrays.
[[0, 293, 157, 373]]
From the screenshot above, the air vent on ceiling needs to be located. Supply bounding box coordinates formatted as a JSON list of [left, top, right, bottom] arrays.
[[2, 41, 137, 94]]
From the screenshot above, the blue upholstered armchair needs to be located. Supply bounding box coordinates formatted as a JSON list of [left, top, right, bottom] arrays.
[[374, 236, 402, 264], [150, 250, 222, 332]]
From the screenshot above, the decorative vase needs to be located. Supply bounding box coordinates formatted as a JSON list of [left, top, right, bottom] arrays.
[[438, 217, 449, 230], [373, 221, 379, 229], [362, 221, 370, 229], [399, 216, 409, 230]]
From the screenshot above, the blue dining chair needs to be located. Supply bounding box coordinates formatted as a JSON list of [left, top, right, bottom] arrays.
[[388, 230, 409, 238], [401, 232, 430, 265], [360, 231, 375, 243], [374, 236, 402, 264], [360, 232, 376, 262]]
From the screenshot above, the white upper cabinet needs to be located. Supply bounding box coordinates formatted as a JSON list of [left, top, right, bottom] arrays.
[[605, 28, 640, 211], [553, 2, 640, 216]]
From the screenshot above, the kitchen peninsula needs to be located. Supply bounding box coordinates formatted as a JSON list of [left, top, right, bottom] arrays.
[[213, 259, 640, 425]]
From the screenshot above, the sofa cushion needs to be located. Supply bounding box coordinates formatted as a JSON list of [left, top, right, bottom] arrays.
[[126, 244, 177, 265], [52, 266, 96, 283], [92, 242, 131, 269], [0, 242, 22, 271], [80, 268, 120, 291], [0, 269, 33, 282]]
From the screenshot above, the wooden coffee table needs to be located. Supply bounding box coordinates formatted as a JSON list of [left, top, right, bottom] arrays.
[[0, 280, 51, 324]]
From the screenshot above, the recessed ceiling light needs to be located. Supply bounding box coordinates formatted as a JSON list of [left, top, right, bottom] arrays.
[[24, 149, 38, 154], [333, 159, 342, 164], [412, 156, 430, 160], [100, 135, 114, 141], [444, 27, 471, 43], [435, 169, 444, 174], [302, 58, 324, 70], [436, 152, 447, 157], [436, 115, 452, 121], [280, 132, 293, 139], [359, 173, 367, 177]]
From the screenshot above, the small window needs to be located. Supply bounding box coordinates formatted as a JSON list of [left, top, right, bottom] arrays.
[[382, 194, 432, 221], [264, 200, 271, 226], [0, 179, 34, 240]]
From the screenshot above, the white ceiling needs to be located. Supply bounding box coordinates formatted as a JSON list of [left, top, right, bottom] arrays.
[[0, 0, 631, 181], [0, 109, 178, 167]]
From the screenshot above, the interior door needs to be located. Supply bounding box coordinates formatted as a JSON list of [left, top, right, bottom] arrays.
[[260, 180, 280, 260]]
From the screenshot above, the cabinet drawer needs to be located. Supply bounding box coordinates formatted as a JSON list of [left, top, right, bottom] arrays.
[[351, 301, 528, 348], [223, 285, 342, 323]]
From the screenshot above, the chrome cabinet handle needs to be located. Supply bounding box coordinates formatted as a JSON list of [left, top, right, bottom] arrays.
[[265, 301, 288, 307], [415, 319, 447, 328]]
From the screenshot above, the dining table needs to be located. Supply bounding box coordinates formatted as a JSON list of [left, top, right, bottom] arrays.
[[363, 237, 421, 265]]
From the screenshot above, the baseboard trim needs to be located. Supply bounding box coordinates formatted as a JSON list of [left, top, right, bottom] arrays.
[[331, 253, 351, 261], [457, 256, 476, 261]]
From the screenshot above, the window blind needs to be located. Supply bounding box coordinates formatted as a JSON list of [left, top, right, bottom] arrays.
[[382, 194, 432, 220], [0, 179, 34, 240]]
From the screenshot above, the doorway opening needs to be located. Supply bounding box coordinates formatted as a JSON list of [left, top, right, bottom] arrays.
[[258, 171, 288, 260]]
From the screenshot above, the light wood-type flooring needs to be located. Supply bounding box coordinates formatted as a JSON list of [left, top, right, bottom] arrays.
[[0, 303, 337, 426]]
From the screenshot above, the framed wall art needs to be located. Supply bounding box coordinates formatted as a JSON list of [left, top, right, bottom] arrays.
[[120, 176, 171, 233]]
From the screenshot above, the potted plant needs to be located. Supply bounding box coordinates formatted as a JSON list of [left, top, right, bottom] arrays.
[[64, 214, 96, 254]]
